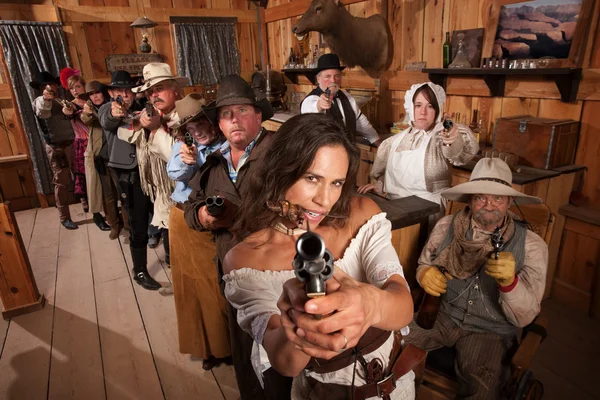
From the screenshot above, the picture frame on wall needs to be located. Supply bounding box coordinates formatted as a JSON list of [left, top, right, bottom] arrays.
[[481, 0, 597, 67], [451, 28, 485, 68]]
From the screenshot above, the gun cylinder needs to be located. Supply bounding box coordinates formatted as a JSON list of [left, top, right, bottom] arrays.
[[292, 231, 334, 300]]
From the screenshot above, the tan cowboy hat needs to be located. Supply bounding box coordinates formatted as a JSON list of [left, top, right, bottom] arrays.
[[442, 158, 542, 204], [171, 93, 214, 130], [77, 80, 106, 101], [132, 63, 189, 93], [203, 74, 274, 123]]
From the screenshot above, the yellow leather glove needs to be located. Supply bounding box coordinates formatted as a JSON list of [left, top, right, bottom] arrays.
[[420, 266, 453, 297], [485, 252, 516, 287]]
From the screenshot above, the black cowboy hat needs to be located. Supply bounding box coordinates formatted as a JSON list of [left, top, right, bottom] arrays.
[[29, 71, 60, 90], [204, 74, 274, 123], [107, 70, 136, 89], [313, 53, 347, 74]]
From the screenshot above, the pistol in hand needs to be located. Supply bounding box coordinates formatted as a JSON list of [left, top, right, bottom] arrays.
[[183, 131, 194, 147], [145, 103, 154, 118], [491, 227, 504, 260]]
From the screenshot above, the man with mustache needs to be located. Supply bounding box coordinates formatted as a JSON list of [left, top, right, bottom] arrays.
[[300, 53, 381, 147], [184, 75, 292, 399], [117, 63, 188, 275], [405, 158, 548, 400]]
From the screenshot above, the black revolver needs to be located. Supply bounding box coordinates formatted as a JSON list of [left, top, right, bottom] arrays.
[[183, 131, 194, 147], [491, 226, 505, 260], [292, 231, 335, 302], [442, 118, 454, 131], [145, 103, 154, 118], [205, 195, 225, 216]]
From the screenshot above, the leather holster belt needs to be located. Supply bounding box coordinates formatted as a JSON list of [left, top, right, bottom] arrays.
[[304, 328, 427, 399], [307, 327, 391, 374]]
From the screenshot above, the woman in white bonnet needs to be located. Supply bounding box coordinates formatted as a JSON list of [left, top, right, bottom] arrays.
[[358, 82, 479, 223]]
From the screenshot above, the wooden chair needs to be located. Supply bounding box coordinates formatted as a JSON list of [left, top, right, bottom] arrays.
[[416, 201, 554, 400]]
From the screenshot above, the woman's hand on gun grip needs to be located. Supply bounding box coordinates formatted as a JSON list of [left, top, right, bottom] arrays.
[[62, 105, 73, 116], [288, 269, 378, 360], [83, 102, 94, 115]]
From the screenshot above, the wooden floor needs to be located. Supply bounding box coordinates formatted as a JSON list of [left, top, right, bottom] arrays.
[[0, 205, 239, 400], [1, 205, 599, 399]]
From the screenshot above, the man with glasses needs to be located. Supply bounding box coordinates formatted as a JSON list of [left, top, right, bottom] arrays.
[[405, 157, 548, 400], [185, 75, 292, 399]]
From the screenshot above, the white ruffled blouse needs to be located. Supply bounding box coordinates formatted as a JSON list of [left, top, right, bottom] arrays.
[[223, 213, 415, 399]]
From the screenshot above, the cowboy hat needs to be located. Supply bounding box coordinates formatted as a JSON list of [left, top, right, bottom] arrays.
[[107, 70, 136, 89], [204, 74, 274, 123], [171, 93, 215, 130], [77, 80, 106, 101], [313, 53, 347, 74], [442, 158, 542, 204], [29, 71, 60, 90], [132, 63, 189, 93]]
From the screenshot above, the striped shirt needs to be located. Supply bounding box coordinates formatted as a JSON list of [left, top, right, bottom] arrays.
[[220, 129, 263, 184]]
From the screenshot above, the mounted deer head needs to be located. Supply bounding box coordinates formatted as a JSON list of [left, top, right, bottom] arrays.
[[292, 0, 392, 78]]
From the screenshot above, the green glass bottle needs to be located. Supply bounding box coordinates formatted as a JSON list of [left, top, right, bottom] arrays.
[[443, 32, 451, 68]]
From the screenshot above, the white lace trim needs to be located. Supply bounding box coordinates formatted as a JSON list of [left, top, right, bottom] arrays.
[[368, 260, 404, 286]]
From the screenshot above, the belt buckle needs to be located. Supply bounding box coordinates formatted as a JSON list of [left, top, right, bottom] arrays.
[[376, 373, 396, 398]]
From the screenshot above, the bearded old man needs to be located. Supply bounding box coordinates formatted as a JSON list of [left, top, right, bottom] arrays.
[[404, 157, 548, 400]]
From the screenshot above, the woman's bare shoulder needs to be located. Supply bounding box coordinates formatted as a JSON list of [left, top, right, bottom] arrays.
[[349, 196, 383, 231], [223, 230, 272, 275]]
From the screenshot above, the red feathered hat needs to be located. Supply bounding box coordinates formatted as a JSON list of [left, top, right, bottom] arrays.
[[59, 67, 81, 90]]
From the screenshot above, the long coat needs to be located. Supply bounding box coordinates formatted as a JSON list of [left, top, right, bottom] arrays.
[[184, 130, 275, 266], [81, 111, 104, 214]]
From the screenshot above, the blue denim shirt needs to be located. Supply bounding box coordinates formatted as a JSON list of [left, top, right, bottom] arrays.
[[167, 139, 223, 204]]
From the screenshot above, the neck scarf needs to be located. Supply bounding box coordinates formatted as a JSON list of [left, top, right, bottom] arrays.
[[432, 208, 516, 279]]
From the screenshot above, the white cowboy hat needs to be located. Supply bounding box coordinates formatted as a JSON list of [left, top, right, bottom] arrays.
[[442, 158, 542, 204], [132, 62, 189, 93]]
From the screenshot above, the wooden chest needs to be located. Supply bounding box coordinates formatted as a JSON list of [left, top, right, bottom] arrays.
[[492, 115, 580, 169]]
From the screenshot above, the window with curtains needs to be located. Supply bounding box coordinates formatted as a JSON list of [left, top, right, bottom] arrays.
[[172, 17, 240, 86]]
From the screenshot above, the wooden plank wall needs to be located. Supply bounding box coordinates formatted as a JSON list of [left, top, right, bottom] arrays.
[[265, 0, 600, 210], [0, 0, 260, 210], [0, 48, 38, 211]]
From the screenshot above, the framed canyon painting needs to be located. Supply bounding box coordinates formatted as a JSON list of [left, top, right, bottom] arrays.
[[482, 0, 596, 67]]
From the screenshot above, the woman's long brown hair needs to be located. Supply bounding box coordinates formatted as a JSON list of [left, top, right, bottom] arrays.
[[232, 113, 359, 242]]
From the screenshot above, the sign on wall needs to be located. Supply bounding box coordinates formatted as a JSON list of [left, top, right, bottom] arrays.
[[105, 54, 164, 75]]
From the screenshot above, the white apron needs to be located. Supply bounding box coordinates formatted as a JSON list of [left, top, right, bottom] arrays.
[[383, 129, 446, 223]]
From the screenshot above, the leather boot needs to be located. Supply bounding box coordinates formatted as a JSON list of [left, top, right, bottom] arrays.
[[130, 247, 161, 290], [103, 196, 121, 239], [162, 229, 170, 267], [93, 213, 111, 231]]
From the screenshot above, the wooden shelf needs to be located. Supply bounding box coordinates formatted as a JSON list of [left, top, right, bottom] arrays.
[[422, 68, 583, 103], [281, 68, 316, 85]]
